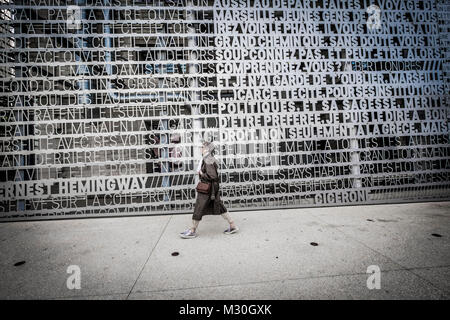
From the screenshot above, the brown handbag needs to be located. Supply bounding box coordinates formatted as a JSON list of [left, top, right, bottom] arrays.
[[196, 181, 211, 194]]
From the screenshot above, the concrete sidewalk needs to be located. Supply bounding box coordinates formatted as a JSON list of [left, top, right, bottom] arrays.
[[0, 201, 449, 300]]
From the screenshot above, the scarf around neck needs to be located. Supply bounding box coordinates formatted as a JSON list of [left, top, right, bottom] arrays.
[[202, 151, 218, 166]]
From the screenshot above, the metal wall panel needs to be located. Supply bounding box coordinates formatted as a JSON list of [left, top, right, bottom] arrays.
[[0, 0, 449, 221]]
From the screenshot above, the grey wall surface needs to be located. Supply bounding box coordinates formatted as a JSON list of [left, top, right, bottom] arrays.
[[0, 0, 449, 221]]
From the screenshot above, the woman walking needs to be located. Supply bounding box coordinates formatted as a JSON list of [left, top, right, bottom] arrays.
[[180, 141, 239, 239]]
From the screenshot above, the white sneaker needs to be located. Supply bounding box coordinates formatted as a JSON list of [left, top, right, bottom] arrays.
[[180, 228, 197, 239], [224, 226, 239, 235]]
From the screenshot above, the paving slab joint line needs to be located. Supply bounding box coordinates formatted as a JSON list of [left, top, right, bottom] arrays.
[[44, 265, 450, 299], [48, 291, 131, 300], [403, 268, 450, 297], [309, 211, 450, 297], [35, 264, 450, 299], [129, 267, 440, 296], [125, 214, 173, 300]]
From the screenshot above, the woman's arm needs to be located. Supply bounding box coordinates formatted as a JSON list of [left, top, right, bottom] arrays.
[[199, 163, 219, 182], [196, 159, 203, 174], [202, 163, 218, 199]]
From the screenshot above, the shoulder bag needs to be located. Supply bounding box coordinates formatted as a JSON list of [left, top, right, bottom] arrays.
[[196, 181, 211, 194]]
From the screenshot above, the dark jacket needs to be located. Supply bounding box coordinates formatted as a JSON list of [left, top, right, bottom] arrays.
[[192, 160, 227, 221]]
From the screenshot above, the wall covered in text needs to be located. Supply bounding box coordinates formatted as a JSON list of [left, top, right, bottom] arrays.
[[0, 0, 449, 220]]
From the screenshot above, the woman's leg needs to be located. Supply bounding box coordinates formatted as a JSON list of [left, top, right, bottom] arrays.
[[221, 211, 236, 229], [191, 219, 200, 232]]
